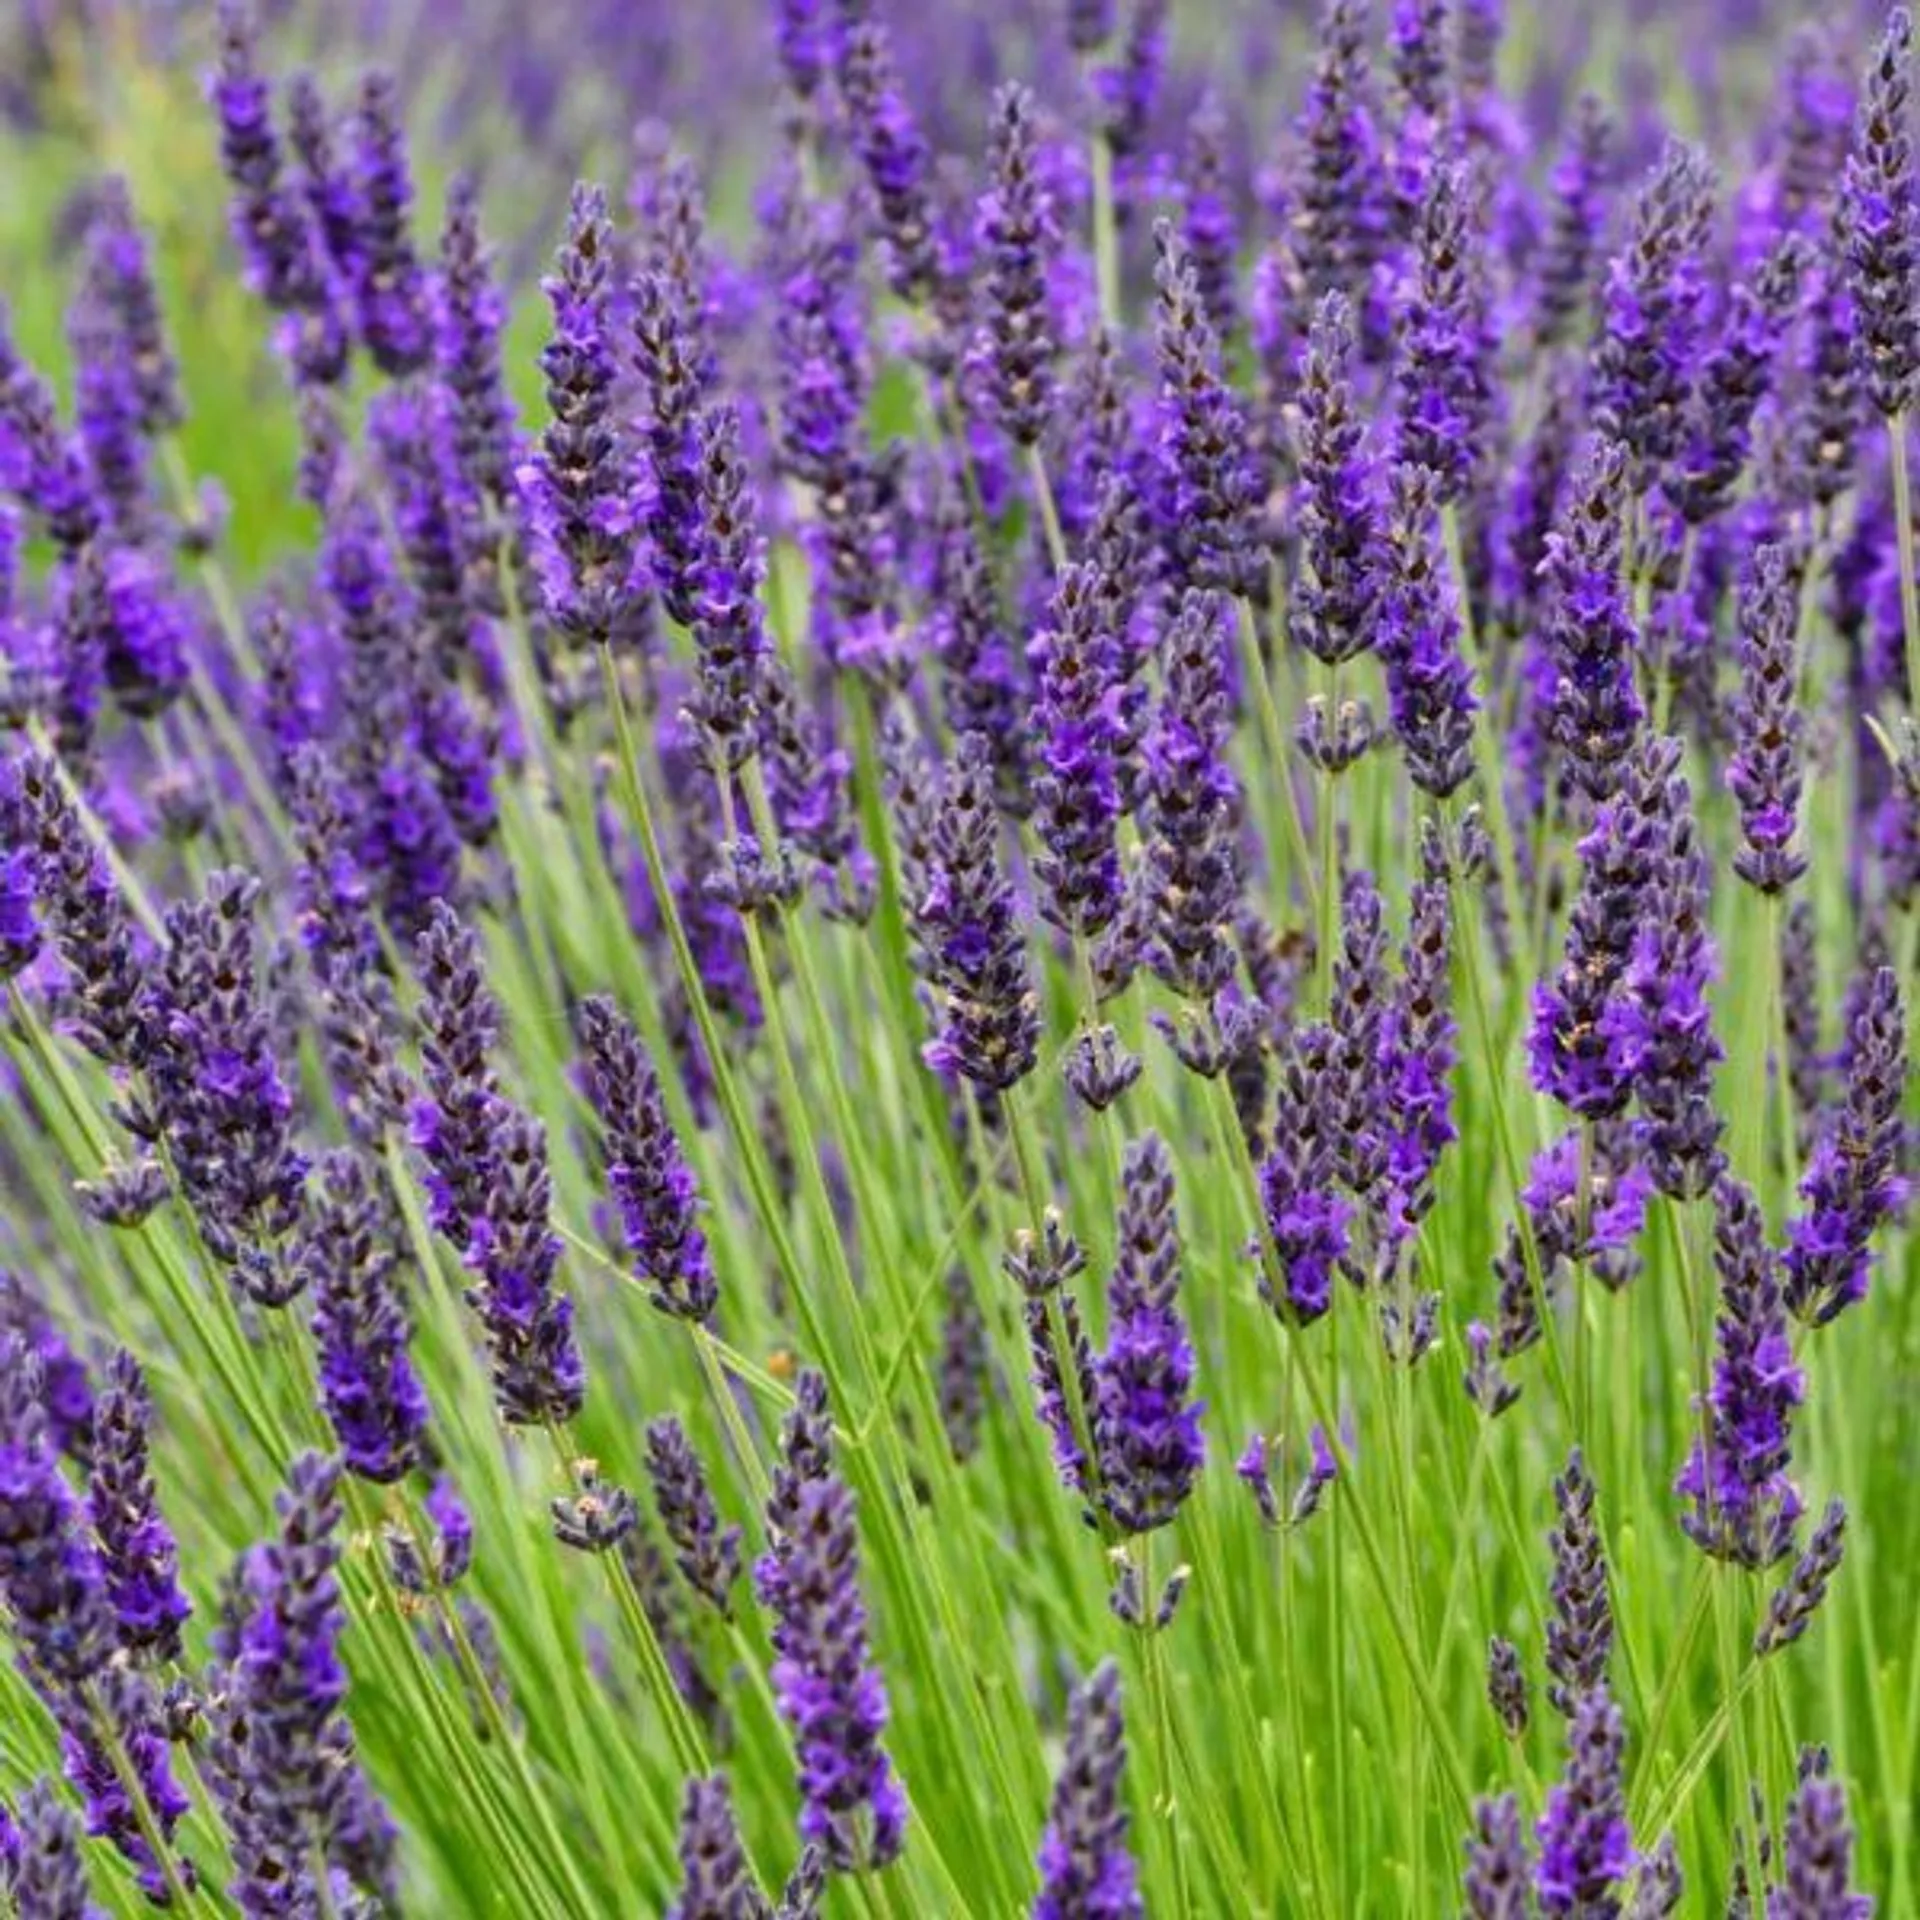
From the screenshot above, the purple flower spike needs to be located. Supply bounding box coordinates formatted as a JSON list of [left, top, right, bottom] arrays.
[[1533, 96, 1612, 349], [975, 83, 1059, 449], [1728, 544, 1807, 894], [1785, 964, 1906, 1325], [10, 1778, 104, 1918], [579, 995, 718, 1323], [1534, 1686, 1633, 1916], [1772, 1749, 1872, 1918], [349, 74, 433, 377], [754, 1372, 906, 1872], [669, 1773, 769, 1919], [1379, 464, 1477, 799], [1841, 8, 1920, 418], [1399, 162, 1492, 503], [1675, 1179, 1804, 1569], [1463, 1793, 1530, 1919], [304, 1151, 429, 1487], [1034, 1661, 1143, 1920], [86, 1353, 190, 1666]]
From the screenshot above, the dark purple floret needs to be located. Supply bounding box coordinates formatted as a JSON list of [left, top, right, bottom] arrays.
[[1154, 221, 1262, 600], [1034, 1660, 1142, 1920], [1771, 1748, 1871, 1918], [579, 994, 718, 1323], [140, 868, 308, 1293], [1727, 543, 1807, 893], [1030, 563, 1124, 939], [467, 1107, 586, 1428], [975, 83, 1058, 449], [1291, 293, 1383, 668], [1463, 1793, 1530, 1919], [917, 734, 1040, 1093], [1589, 140, 1717, 494], [1840, 8, 1920, 418], [1675, 1179, 1804, 1568], [837, 18, 939, 306], [1534, 96, 1612, 349], [1093, 1136, 1204, 1536], [670, 1773, 770, 1920], [1546, 1449, 1613, 1716], [523, 182, 635, 654], [754, 1371, 906, 1872], [303, 1151, 429, 1487], [9, 1779, 102, 1919], [1379, 463, 1477, 798], [348, 73, 432, 376], [85, 1352, 189, 1666], [1535, 1685, 1633, 1916], [1784, 964, 1906, 1325], [1142, 589, 1240, 1003], [645, 1417, 743, 1618], [684, 405, 769, 768], [1399, 161, 1491, 503]]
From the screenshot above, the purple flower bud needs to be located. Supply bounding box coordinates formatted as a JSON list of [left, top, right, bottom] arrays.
[[684, 405, 769, 767], [1291, 0, 1389, 312], [412, 898, 503, 1250], [1487, 1637, 1529, 1738], [1379, 463, 1477, 798], [349, 74, 432, 377], [1534, 1686, 1633, 1915], [669, 1773, 770, 1920], [436, 174, 519, 524], [837, 19, 939, 306], [1772, 1747, 1871, 1917], [1533, 96, 1612, 349], [1728, 543, 1807, 893], [1756, 1498, 1847, 1657], [1181, 92, 1239, 342], [646, 1417, 742, 1617], [9, 1778, 103, 1918], [1399, 162, 1492, 502], [1259, 1024, 1352, 1325], [1034, 1661, 1143, 1920]]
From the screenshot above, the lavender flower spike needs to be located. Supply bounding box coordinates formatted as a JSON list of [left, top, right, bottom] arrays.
[[1546, 1449, 1613, 1715], [754, 1371, 905, 1871], [1463, 1794, 1531, 1919], [1841, 8, 1920, 418], [976, 83, 1059, 449], [1727, 543, 1807, 894], [579, 995, 718, 1323], [645, 1417, 743, 1618], [11, 1779, 104, 1919], [1784, 964, 1906, 1325], [670, 1774, 771, 1920], [86, 1353, 191, 1665], [1534, 1685, 1633, 1915], [1772, 1749, 1872, 1918], [1033, 1661, 1143, 1920]]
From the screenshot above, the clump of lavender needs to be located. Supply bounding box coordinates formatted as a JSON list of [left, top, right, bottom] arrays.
[[1840, 8, 1920, 420], [1675, 1178, 1804, 1567], [754, 1370, 905, 1871], [1034, 1661, 1143, 1920], [85, 1352, 189, 1666], [974, 83, 1058, 448], [1728, 543, 1807, 892], [578, 994, 718, 1323], [1784, 964, 1906, 1324], [303, 1150, 429, 1487], [917, 735, 1040, 1093]]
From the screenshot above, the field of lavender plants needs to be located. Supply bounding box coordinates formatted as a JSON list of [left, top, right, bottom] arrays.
[[0, 0, 1915, 1913]]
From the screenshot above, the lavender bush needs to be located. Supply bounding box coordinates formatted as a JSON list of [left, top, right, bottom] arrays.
[[0, 0, 1912, 1913]]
